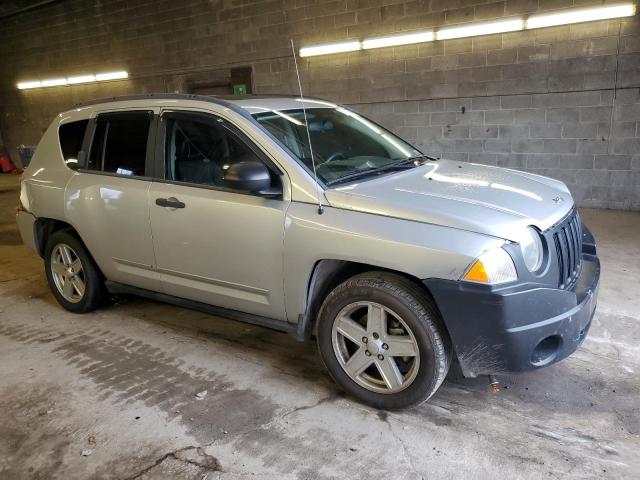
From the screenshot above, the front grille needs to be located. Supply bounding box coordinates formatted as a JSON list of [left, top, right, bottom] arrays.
[[550, 209, 582, 289]]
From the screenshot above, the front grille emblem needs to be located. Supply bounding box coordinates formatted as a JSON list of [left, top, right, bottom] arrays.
[[552, 196, 564, 204]]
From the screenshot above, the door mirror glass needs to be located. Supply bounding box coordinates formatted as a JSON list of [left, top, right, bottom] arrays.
[[224, 161, 280, 195]]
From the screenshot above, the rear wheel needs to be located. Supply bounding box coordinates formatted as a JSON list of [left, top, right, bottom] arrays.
[[44, 230, 107, 313], [317, 272, 451, 409]]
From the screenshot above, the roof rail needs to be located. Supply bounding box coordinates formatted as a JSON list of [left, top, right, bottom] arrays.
[[74, 93, 252, 119]]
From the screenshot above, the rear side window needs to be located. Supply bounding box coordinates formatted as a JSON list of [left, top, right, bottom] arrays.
[[59, 120, 89, 169], [88, 112, 151, 176]]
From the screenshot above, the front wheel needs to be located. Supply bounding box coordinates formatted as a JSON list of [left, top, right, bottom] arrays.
[[317, 272, 451, 409]]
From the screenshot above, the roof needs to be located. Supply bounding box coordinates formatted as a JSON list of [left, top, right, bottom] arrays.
[[224, 95, 339, 114], [75, 93, 338, 116]]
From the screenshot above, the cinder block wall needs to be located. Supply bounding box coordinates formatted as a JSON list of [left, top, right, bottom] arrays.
[[0, 0, 639, 208]]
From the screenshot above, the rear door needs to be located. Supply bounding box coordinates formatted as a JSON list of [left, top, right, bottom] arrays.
[[148, 109, 289, 320], [65, 109, 161, 291]]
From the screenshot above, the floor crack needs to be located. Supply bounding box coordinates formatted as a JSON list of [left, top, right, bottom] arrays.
[[380, 413, 421, 479], [212, 393, 338, 448], [280, 394, 338, 419], [122, 445, 221, 480]]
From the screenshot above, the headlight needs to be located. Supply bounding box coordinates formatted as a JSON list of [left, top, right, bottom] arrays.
[[462, 247, 517, 285], [520, 226, 543, 272]]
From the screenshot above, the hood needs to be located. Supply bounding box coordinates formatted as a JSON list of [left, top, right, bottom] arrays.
[[324, 159, 573, 241]]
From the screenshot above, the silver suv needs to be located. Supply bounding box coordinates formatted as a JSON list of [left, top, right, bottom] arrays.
[[16, 94, 600, 409]]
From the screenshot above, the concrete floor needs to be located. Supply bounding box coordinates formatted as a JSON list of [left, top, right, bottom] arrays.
[[1, 173, 639, 480]]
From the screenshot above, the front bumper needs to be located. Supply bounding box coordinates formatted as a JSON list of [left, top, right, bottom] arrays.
[[424, 250, 600, 378]]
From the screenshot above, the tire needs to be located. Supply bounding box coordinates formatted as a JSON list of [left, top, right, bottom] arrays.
[[44, 229, 107, 313], [317, 272, 451, 410]]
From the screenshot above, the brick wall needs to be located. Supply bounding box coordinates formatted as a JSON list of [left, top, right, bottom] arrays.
[[0, 0, 639, 208]]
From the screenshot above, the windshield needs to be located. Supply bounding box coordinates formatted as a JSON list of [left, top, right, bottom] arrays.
[[251, 106, 423, 185]]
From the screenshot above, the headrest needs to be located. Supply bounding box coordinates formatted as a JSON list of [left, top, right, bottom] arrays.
[[308, 120, 334, 132]]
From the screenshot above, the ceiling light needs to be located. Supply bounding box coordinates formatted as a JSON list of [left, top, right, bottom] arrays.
[[67, 74, 96, 84], [299, 41, 362, 57], [41, 78, 67, 87], [298, 2, 636, 58], [95, 71, 129, 81], [17, 81, 42, 90], [436, 18, 524, 40], [17, 71, 129, 90], [526, 3, 636, 29], [363, 31, 434, 49]]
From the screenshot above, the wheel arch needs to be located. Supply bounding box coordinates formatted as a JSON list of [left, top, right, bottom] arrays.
[[295, 259, 450, 344], [34, 218, 76, 257], [34, 218, 100, 278]]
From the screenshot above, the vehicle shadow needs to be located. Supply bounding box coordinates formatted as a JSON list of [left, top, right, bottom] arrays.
[[110, 294, 639, 435]]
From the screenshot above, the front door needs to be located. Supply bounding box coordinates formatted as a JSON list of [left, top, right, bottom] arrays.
[[148, 110, 289, 320]]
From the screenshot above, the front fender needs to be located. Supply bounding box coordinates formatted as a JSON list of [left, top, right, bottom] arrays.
[[283, 202, 504, 323]]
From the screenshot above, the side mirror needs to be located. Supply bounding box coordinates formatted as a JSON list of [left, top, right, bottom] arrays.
[[224, 161, 281, 197]]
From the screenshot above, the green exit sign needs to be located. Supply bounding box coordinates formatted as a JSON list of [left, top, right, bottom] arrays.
[[233, 84, 247, 95]]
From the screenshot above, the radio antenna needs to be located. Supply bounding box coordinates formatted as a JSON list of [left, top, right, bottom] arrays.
[[291, 39, 324, 215]]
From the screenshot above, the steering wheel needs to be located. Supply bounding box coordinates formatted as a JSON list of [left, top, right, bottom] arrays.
[[325, 152, 347, 163]]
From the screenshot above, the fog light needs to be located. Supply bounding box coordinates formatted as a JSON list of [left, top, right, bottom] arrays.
[[531, 335, 562, 366]]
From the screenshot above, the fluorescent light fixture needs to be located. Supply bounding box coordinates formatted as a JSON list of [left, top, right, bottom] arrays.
[[526, 3, 636, 29], [436, 18, 524, 40], [299, 41, 361, 57], [298, 2, 636, 58], [67, 74, 96, 84], [41, 78, 67, 87], [17, 81, 42, 90], [17, 70, 129, 90], [95, 71, 128, 81], [363, 31, 434, 49]]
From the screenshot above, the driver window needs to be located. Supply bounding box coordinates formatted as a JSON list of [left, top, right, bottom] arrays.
[[165, 114, 262, 188]]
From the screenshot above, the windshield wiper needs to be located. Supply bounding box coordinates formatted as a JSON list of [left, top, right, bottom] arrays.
[[406, 154, 439, 162], [325, 158, 422, 186]]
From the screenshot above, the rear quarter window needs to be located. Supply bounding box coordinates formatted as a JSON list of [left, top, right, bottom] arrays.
[[59, 119, 89, 169]]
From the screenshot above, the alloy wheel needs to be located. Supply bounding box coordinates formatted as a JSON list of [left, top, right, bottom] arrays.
[[50, 243, 85, 303], [331, 301, 420, 394]]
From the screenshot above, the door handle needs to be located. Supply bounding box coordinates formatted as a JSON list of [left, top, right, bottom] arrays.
[[155, 197, 185, 209]]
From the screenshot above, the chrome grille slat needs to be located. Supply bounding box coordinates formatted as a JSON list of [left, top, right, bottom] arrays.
[[566, 224, 575, 276], [568, 219, 579, 274], [553, 234, 564, 285], [550, 209, 582, 289], [560, 228, 570, 280]]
